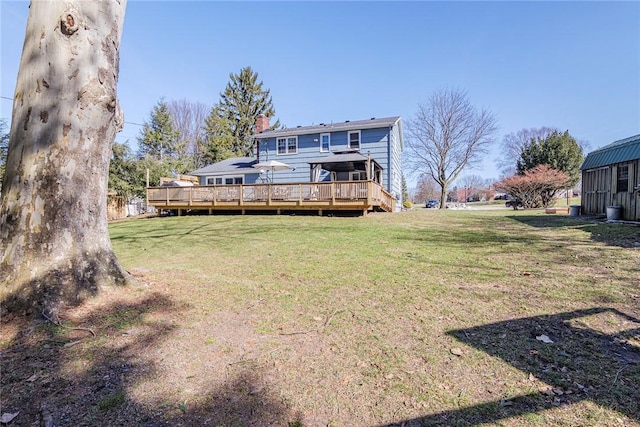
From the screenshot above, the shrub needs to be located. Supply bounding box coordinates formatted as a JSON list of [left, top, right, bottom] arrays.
[[495, 165, 569, 209]]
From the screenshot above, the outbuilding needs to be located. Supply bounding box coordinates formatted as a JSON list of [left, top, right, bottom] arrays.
[[580, 134, 640, 221]]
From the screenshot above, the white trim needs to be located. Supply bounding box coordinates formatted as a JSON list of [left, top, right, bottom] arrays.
[[320, 133, 331, 152], [206, 175, 243, 185], [348, 130, 361, 150], [277, 136, 298, 155]]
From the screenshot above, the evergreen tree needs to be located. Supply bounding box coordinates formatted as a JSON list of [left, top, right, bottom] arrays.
[[204, 66, 279, 159], [202, 111, 237, 164], [138, 99, 180, 161], [517, 130, 583, 186], [108, 142, 139, 199], [137, 99, 194, 179], [401, 174, 411, 206]]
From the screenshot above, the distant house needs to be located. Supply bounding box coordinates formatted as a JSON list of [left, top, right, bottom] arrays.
[[190, 115, 404, 211], [581, 134, 640, 221]]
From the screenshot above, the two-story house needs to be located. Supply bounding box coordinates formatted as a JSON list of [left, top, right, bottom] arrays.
[[189, 115, 404, 212]]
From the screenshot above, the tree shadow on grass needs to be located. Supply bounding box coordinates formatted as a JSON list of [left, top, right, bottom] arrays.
[[379, 307, 640, 426], [508, 215, 640, 249], [0, 292, 298, 426]]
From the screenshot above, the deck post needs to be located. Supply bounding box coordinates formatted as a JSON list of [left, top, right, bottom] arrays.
[[331, 183, 335, 205]]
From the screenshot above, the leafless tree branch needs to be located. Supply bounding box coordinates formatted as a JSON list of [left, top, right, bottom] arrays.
[[405, 88, 498, 208]]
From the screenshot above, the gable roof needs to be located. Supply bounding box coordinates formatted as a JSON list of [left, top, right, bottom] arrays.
[[581, 134, 640, 170], [253, 116, 401, 139], [190, 157, 257, 176]]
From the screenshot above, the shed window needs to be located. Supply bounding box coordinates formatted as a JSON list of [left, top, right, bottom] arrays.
[[617, 165, 629, 193]]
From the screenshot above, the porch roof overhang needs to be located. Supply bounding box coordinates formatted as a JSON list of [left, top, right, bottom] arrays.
[[308, 151, 382, 173]]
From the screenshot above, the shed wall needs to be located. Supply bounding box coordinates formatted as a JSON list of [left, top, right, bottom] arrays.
[[582, 159, 640, 221]]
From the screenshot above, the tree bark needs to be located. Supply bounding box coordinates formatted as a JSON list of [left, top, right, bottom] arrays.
[[0, 0, 131, 318]]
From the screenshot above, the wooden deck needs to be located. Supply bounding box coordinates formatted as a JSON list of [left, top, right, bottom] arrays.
[[146, 181, 396, 215]]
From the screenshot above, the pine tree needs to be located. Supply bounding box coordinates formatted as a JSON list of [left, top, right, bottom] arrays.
[[137, 99, 180, 162], [204, 66, 279, 160], [108, 142, 139, 199], [401, 174, 411, 207], [517, 130, 583, 186], [137, 99, 195, 181]]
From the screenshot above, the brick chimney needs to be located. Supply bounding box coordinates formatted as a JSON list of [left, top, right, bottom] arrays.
[[255, 114, 270, 133]]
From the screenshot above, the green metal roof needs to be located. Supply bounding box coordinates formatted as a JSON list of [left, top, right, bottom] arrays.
[[581, 134, 640, 170]]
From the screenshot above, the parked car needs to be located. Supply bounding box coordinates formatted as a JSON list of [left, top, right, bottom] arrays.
[[505, 199, 523, 209], [426, 199, 440, 209]]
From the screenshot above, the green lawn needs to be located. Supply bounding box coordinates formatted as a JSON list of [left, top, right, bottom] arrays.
[[5, 209, 637, 426], [105, 209, 640, 426]]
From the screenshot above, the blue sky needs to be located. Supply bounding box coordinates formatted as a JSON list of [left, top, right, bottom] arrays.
[[1, 1, 639, 182]]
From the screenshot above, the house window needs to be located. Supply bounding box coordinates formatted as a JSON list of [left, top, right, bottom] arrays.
[[348, 131, 361, 150], [320, 133, 330, 152], [617, 165, 629, 192], [207, 176, 242, 185], [277, 136, 297, 155], [350, 171, 366, 181]]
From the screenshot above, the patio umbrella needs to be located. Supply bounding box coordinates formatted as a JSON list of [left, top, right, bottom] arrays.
[[253, 160, 292, 182]]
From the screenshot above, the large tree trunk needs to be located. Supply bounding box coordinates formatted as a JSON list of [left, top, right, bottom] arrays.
[[0, 0, 131, 318]]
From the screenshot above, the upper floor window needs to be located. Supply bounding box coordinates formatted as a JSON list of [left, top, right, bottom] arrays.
[[348, 130, 361, 150], [617, 165, 629, 192], [277, 136, 298, 155], [320, 133, 330, 152]]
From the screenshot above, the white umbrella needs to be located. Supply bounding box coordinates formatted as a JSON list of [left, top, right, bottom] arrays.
[[253, 160, 292, 182]]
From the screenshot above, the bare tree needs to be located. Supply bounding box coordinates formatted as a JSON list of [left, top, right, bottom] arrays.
[[0, 0, 131, 318], [167, 99, 210, 169], [456, 174, 488, 202], [412, 174, 440, 204], [405, 89, 498, 209], [497, 127, 557, 177]]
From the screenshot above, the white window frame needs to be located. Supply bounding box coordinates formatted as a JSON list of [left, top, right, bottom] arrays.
[[350, 171, 366, 181], [348, 130, 361, 150], [277, 136, 298, 155], [320, 133, 331, 152], [207, 176, 243, 185]]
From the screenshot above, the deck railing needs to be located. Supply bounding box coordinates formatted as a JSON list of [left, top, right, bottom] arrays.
[[147, 181, 395, 212]]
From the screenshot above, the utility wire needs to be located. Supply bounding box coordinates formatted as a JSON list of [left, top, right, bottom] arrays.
[[2, 95, 144, 127]]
